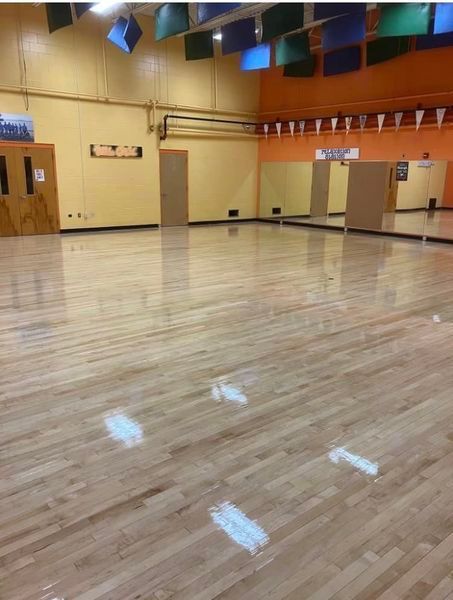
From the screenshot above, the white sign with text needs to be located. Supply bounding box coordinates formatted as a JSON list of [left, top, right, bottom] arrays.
[[316, 147, 360, 160]]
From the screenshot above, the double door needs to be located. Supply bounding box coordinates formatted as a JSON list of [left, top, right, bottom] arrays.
[[0, 145, 59, 236]]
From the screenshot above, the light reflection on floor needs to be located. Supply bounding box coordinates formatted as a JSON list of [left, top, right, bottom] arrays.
[[328, 446, 379, 477], [209, 501, 269, 554], [211, 382, 248, 406], [104, 412, 143, 448]]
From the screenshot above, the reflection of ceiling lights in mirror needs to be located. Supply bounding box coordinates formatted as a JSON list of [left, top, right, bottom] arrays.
[[213, 32, 222, 40], [91, 0, 123, 14]]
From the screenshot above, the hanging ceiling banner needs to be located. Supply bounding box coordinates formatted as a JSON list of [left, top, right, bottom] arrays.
[[155, 3, 189, 41], [359, 114, 367, 131], [275, 122, 282, 138], [263, 123, 269, 138], [315, 118, 322, 135], [331, 117, 338, 134], [436, 108, 446, 129], [221, 17, 256, 55], [415, 109, 424, 131], [299, 120, 305, 136], [377, 113, 385, 133], [345, 116, 352, 134], [316, 147, 360, 160], [394, 111, 403, 131], [197, 3, 241, 24], [289, 121, 295, 137]]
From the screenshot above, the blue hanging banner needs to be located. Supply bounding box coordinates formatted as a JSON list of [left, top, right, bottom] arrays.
[[240, 43, 271, 70], [314, 3, 366, 21], [197, 3, 241, 24], [322, 13, 366, 51], [324, 45, 361, 76], [221, 18, 256, 55], [434, 3, 453, 34], [107, 14, 142, 54]]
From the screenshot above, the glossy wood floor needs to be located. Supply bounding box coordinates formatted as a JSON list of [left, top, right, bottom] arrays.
[[3, 224, 453, 599]]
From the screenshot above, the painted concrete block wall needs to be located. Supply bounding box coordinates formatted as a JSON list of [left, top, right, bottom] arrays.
[[0, 4, 259, 228]]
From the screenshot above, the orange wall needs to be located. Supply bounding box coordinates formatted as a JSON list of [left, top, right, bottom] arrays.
[[260, 45, 453, 118]]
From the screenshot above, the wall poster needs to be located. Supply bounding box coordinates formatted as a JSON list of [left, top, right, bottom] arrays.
[[90, 144, 143, 158], [0, 113, 34, 142]]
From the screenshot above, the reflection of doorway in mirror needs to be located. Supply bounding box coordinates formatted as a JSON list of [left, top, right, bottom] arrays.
[[326, 161, 349, 227]]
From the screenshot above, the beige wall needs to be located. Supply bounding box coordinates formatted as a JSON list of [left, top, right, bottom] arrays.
[[396, 161, 447, 210], [259, 161, 312, 217], [328, 162, 348, 214], [0, 4, 259, 228]]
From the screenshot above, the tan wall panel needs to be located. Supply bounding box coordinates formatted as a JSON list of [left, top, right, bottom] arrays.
[[328, 162, 348, 214], [259, 162, 286, 217], [285, 162, 312, 216]]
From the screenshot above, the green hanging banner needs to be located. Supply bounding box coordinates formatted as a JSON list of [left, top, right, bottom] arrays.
[[367, 36, 410, 66], [261, 3, 304, 42], [185, 31, 214, 60], [275, 32, 311, 67], [283, 55, 316, 77], [155, 3, 189, 41], [377, 3, 431, 37], [46, 3, 73, 33]]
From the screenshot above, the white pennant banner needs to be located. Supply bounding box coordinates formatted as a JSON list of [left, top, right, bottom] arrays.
[[331, 117, 338, 135], [394, 112, 403, 131], [345, 116, 352, 134], [315, 118, 322, 136], [275, 122, 281, 138], [289, 121, 295, 137], [377, 113, 385, 133], [415, 109, 424, 131], [359, 114, 367, 132], [263, 123, 269, 139], [299, 120, 305, 136], [436, 107, 446, 129]]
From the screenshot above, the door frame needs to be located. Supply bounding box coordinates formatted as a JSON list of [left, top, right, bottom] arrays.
[[159, 149, 188, 226], [0, 141, 61, 232]]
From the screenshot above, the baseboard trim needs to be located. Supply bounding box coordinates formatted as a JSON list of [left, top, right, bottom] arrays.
[[282, 220, 345, 232], [345, 227, 422, 240], [188, 218, 258, 225], [60, 224, 159, 233]]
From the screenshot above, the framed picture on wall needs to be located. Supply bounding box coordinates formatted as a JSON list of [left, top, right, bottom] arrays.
[[0, 113, 34, 142]]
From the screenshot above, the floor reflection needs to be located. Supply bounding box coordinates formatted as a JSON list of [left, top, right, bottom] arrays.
[[328, 446, 379, 477], [211, 382, 248, 407], [104, 412, 143, 448], [209, 501, 269, 554]]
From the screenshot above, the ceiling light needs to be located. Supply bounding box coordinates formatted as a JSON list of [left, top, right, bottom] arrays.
[[213, 32, 222, 40], [90, 0, 123, 15]]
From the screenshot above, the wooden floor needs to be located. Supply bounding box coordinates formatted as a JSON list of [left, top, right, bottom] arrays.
[[284, 209, 453, 239], [3, 223, 453, 599]]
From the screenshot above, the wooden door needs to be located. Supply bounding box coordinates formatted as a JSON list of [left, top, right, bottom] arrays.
[[14, 146, 59, 235], [159, 150, 188, 226], [0, 147, 21, 236], [310, 162, 331, 217]]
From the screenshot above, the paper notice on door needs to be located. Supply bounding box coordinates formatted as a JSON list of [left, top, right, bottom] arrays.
[[34, 169, 45, 182]]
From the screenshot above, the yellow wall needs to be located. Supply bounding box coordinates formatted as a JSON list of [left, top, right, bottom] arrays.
[[328, 162, 348, 214], [259, 161, 312, 217], [396, 161, 447, 210], [0, 4, 259, 228]]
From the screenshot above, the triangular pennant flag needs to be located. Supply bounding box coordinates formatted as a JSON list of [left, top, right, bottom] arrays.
[[299, 120, 305, 136], [276, 122, 282, 138], [331, 117, 338, 135], [263, 123, 269, 139], [359, 114, 367, 132], [345, 116, 352, 134], [315, 118, 322, 135], [415, 109, 424, 131], [377, 113, 385, 133], [436, 108, 446, 129], [394, 112, 403, 131], [289, 121, 295, 137]]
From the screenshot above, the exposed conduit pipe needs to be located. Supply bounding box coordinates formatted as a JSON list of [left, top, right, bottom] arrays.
[[0, 83, 257, 117]]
